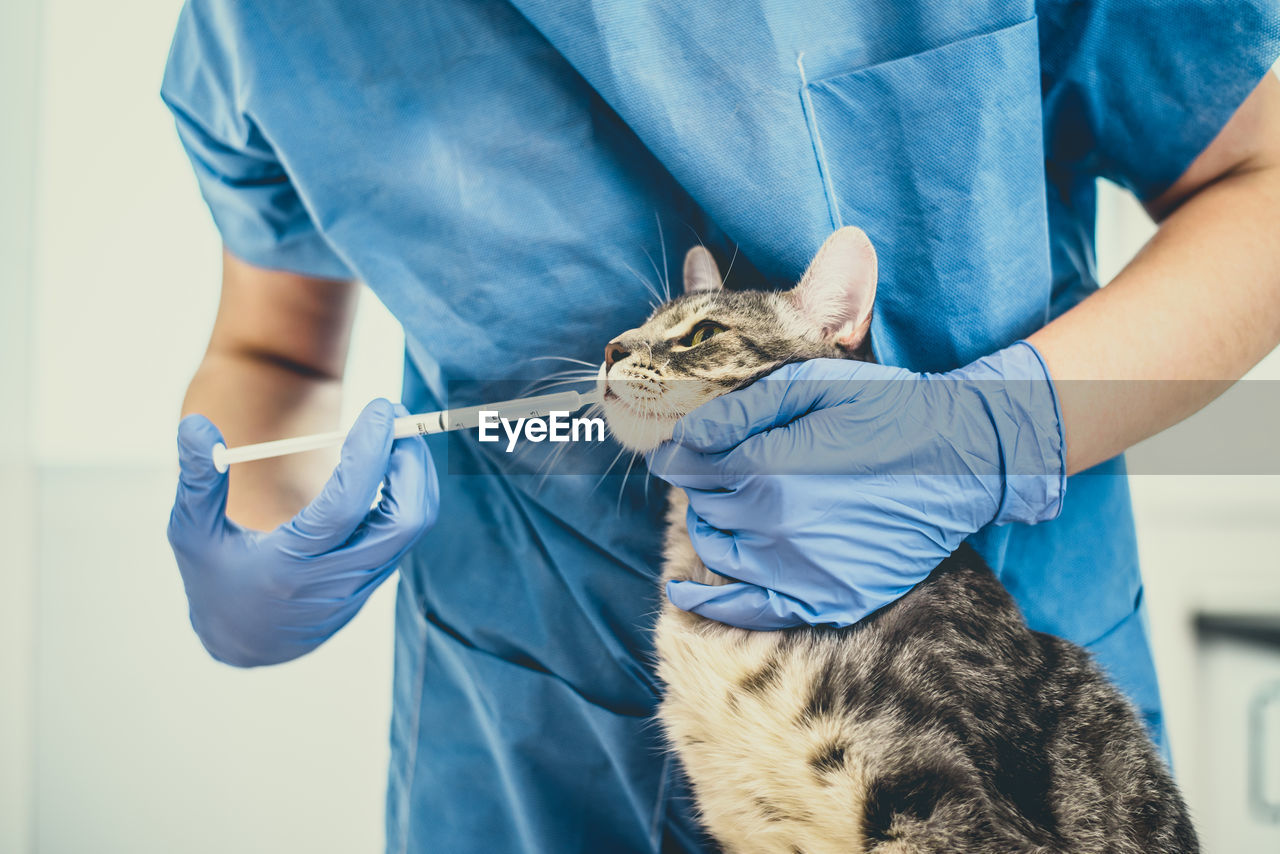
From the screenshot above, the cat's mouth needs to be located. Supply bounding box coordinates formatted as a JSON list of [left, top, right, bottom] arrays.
[[599, 366, 731, 454], [600, 369, 687, 453], [602, 376, 682, 412]]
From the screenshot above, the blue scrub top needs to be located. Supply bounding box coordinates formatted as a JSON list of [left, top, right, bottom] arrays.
[[162, 2, 1280, 851]]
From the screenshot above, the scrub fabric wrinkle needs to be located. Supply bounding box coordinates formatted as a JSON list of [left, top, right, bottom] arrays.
[[161, 1, 1280, 851]]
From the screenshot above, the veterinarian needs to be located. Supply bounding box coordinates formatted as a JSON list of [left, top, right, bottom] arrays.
[[162, 1, 1280, 851]]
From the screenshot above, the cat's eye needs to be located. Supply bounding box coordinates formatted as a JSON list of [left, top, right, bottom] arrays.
[[684, 321, 725, 347]]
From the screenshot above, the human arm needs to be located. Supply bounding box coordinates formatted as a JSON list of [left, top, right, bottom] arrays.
[[183, 250, 359, 529], [1030, 72, 1280, 474], [168, 251, 438, 666], [648, 70, 1280, 630]]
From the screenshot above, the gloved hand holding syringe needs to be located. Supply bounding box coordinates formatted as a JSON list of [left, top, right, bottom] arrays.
[[172, 365, 606, 669], [211, 371, 606, 472]]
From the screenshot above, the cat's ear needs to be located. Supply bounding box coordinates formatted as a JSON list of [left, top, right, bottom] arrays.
[[788, 226, 877, 349], [682, 246, 723, 295]]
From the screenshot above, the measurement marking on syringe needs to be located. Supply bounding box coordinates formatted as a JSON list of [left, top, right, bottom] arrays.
[[412, 414, 445, 435]]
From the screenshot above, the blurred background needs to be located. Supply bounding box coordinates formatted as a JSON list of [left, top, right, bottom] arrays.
[[1, 1, 1277, 852]]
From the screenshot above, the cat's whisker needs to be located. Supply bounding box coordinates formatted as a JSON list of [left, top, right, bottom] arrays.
[[522, 368, 599, 383], [521, 378, 601, 397], [536, 375, 599, 387], [526, 367, 599, 381], [721, 242, 740, 288], [530, 442, 563, 492], [540, 430, 579, 482], [654, 211, 671, 302], [527, 378, 597, 392], [589, 445, 630, 496], [516, 369, 600, 396], [616, 450, 641, 517], [680, 220, 706, 251], [528, 410, 602, 488], [526, 355, 599, 368], [623, 262, 666, 308], [641, 245, 670, 305]]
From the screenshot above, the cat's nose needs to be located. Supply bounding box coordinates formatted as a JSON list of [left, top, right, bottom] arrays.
[[604, 341, 630, 369]]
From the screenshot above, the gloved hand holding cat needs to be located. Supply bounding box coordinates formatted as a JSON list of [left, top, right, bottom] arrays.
[[646, 230, 1068, 631]]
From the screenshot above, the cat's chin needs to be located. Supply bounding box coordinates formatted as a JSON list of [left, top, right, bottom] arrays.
[[600, 400, 679, 454]]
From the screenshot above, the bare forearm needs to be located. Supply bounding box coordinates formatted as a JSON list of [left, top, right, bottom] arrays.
[[183, 351, 344, 529], [183, 250, 359, 530], [1029, 161, 1280, 474]]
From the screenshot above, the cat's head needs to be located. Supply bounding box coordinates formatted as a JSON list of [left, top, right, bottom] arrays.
[[600, 226, 878, 452]]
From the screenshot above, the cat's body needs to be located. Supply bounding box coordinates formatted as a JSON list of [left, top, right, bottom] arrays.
[[600, 229, 1197, 853], [659, 489, 1192, 853]]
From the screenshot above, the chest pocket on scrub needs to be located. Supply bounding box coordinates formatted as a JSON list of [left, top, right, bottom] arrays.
[[801, 18, 1050, 370]]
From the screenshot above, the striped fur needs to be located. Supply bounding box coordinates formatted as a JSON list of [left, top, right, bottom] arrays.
[[599, 231, 1197, 853]]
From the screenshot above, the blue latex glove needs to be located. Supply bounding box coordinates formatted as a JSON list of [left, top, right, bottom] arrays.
[[167, 399, 438, 666], [646, 342, 1066, 630]]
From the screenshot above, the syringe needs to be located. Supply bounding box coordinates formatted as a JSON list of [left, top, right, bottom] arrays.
[[211, 385, 604, 472]]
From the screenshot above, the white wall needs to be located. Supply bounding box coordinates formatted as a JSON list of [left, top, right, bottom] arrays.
[[29, 0, 405, 466], [1, 0, 43, 850], [32, 469, 401, 854], [9, 1, 406, 852]]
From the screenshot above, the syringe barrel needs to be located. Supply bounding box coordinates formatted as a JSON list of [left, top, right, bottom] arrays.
[[393, 390, 587, 437], [213, 385, 600, 469]]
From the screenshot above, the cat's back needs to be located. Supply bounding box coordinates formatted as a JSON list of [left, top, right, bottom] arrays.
[[656, 517, 1197, 853]]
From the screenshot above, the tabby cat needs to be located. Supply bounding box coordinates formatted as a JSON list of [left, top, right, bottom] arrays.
[[598, 228, 1197, 853]]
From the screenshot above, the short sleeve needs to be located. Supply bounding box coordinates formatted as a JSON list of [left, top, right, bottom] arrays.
[[1039, 0, 1280, 201], [160, 1, 353, 279]]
